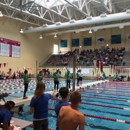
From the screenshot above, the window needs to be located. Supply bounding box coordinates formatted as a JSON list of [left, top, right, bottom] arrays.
[[111, 34, 121, 44], [84, 38, 92, 46], [72, 39, 79, 47], [60, 40, 67, 48], [53, 44, 58, 54]]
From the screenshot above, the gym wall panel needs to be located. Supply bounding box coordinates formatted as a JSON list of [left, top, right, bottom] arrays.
[[59, 27, 129, 52], [59, 33, 71, 53], [0, 19, 58, 74], [125, 26, 130, 51]]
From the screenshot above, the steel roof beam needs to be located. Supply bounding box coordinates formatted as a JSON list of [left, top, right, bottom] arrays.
[[63, 0, 88, 17], [22, 12, 130, 33], [35, 2, 70, 20], [3, 14, 40, 26], [0, 2, 55, 24], [97, 0, 112, 13]]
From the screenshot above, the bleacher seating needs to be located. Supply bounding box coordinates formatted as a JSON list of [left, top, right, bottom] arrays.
[[42, 47, 126, 67]]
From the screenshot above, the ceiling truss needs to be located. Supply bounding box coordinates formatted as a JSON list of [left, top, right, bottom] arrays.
[[0, 0, 130, 34]]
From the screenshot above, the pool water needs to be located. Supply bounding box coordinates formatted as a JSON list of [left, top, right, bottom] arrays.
[[13, 82, 130, 130], [0, 78, 91, 101]]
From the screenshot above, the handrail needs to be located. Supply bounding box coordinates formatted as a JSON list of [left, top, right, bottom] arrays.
[[39, 52, 53, 67]]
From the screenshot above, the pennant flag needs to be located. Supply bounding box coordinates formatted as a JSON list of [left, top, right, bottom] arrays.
[[4, 63, 6, 67], [96, 60, 99, 68], [99, 61, 103, 73]]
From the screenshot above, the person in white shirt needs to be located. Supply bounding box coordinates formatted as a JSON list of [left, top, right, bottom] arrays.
[[78, 70, 83, 86]]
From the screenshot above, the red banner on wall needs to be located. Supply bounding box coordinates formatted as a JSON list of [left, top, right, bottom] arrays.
[[0, 37, 20, 58], [4, 63, 6, 67]]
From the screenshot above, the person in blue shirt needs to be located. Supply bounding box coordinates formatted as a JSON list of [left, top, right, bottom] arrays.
[[29, 82, 55, 130], [102, 71, 106, 80], [115, 72, 119, 79], [55, 87, 70, 130], [0, 101, 15, 130]]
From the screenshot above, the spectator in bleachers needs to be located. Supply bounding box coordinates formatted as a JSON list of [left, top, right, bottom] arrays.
[[12, 72, 16, 79], [18, 71, 21, 78], [123, 59, 125, 66], [0, 71, 5, 80], [46, 47, 125, 67]]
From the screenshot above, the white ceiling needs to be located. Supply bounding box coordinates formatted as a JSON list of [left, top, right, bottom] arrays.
[[0, 0, 130, 34]]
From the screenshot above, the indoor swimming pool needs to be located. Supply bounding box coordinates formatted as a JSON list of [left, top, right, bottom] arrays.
[[12, 82, 130, 130]]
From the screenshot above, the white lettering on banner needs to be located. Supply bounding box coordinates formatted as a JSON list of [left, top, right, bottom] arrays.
[[0, 37, 20, 57]]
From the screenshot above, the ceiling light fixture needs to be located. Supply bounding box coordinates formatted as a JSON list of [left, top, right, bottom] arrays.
[[42, 24, 48, 28], [119, 25, 124, 29], [89, 29, 92, 34], [69, 19, 75, 23], [100, 13, 107, 18], [126, 9, 130, 14], [39, 35, 43, 39], [86, 16, 93, 20], [0, 11, 3, 17], [28, 26, 33, 30], [20, 29, 23, 33], [54, 34, 57, 38], [55, 22, 61, 25]]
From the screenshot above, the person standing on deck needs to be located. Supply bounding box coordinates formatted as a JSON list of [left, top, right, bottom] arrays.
[[76, 70, 80, 86], [23, 70, 30, 99], [37, 71, 43, 82], [78, 69, 83, 86], [102, 71, 106, 80], [55, 87, 70, 130], [56, 91, 85, 130], [53, 69, 59, 91], [115, 72, 119, 79], [65, 70, 71, 88]]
